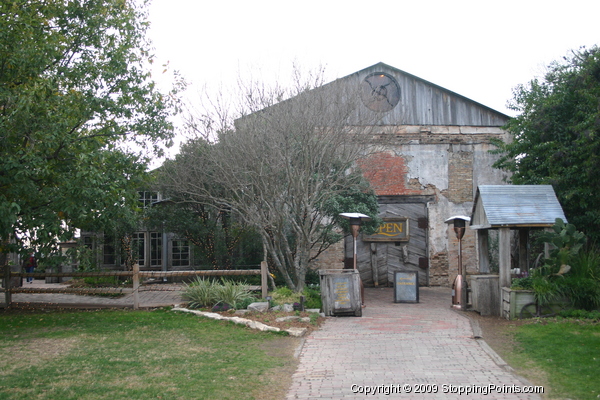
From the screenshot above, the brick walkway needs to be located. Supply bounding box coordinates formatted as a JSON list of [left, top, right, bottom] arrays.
[[287, 287, 542, 400]]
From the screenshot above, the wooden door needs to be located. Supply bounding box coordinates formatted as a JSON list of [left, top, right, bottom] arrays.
[[367, 202, 429, 286]]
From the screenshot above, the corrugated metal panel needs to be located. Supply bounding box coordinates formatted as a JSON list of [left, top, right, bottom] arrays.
[[471, 185, 567, 228]]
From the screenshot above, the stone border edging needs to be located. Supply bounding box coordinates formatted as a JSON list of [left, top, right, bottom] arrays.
[[172, 306, 308, 337]]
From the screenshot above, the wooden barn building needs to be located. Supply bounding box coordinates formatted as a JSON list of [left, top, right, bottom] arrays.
[[78, 62, 511, 289], [311, 62, 511, 287]]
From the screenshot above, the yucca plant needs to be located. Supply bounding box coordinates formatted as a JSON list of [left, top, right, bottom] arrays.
[[214, 278, 255, 309], [183, 278, 218, 309]]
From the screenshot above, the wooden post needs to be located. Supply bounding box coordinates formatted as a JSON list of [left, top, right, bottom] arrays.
[[518, 228, 529, 273], [4, 264, 11, 307], [260, 261, 268, 299], [499, 228, 511, 289], [544, 227, 552, 259], [132, 263, 140, 310], [477, 229, 490, 273], [370, 242, 378, 286]]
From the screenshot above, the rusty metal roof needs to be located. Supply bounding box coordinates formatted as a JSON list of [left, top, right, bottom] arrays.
[[470, 185, 567, 229]]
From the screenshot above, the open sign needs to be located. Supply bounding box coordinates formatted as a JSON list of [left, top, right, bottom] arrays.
[[364, 218, 409, 242]]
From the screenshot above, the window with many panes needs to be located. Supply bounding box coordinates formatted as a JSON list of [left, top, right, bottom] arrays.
[[132, 232, 145, 266], [83, 236, 94, 249], [103, 240, 116, 265], [102, 242, 117, 265], [150, 232, 162, 266], [172, 240, 190, 267]]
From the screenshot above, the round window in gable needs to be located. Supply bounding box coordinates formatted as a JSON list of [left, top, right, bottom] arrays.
[[360, 72, 401, 112]]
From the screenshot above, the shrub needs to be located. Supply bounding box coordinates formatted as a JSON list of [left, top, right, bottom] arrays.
[[267, 285, 322, 310], [511, 276, 533, 290], [303, 285, 322, 310], [558, 309, 600, 320], [236, 296, 256, 310], [305, 269, 320, 285], [561, 247, 600, 310], [269, 287, 295, 306]]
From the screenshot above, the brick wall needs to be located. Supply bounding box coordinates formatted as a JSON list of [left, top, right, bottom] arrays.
[[309, 239, 345, 270], [358, 152, 422, 196], [429, 251, 449, 286]]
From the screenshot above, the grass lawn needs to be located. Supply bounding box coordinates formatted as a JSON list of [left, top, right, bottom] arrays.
[[0, 308, 298, 399], [504, 319, 600, 400]]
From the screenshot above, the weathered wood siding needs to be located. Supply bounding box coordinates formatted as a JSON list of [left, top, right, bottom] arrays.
[[343, 63, 509, 127], [349, 199, 429, 286]]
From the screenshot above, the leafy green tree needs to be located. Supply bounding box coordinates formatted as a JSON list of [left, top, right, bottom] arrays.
[[0, 0, 180, 259], [492, 46, 600, 241]]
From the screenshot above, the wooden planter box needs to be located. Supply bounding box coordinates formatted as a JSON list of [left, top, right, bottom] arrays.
[[319, 269, 362, 317], [469, 275, 500, 316], [501, 287, 535, 320]]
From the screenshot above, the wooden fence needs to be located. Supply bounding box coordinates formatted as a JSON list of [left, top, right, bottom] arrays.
[[1, 261, 268, 309]]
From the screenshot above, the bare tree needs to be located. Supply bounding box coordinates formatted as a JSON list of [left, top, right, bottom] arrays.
[[160, 69, 381, 291]]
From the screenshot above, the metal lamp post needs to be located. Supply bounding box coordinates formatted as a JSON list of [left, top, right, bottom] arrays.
[[445, 215, 470, 310], [339, 213, 371, 306]]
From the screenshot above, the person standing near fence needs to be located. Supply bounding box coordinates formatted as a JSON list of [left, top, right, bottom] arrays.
[[23, 252, 37, 283]]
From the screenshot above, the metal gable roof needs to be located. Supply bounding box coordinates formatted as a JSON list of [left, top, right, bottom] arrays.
[[470, 185, 567, 229]]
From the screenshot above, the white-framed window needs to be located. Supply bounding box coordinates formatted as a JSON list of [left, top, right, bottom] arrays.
[[138, 191, 159, 208]]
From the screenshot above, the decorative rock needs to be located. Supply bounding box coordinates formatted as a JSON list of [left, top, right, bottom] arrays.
[[172, 307, 308, 337], [270, 305, 282, 311], [247, 302, 270, 313], [306, 309, 321, 314], [285, 327, 308, 337], [246, 320, 281, 332], [234, 309, 250, 315], [276, 316, 312, 323], [282, 303, 294, 312]]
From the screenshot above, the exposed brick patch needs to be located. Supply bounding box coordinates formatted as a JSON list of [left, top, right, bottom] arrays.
[[358, 152, 422, 196], [310, 239, 345, 270], [447, 151, 473, 202], [429, 252, 449, 286]]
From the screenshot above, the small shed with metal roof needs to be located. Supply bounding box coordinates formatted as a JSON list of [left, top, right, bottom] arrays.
[[469, 185, 567, 316], [471, 185, 567, 230]]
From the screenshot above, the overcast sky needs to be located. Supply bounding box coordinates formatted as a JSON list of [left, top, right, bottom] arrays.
[[147, 0, 599, 149]]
